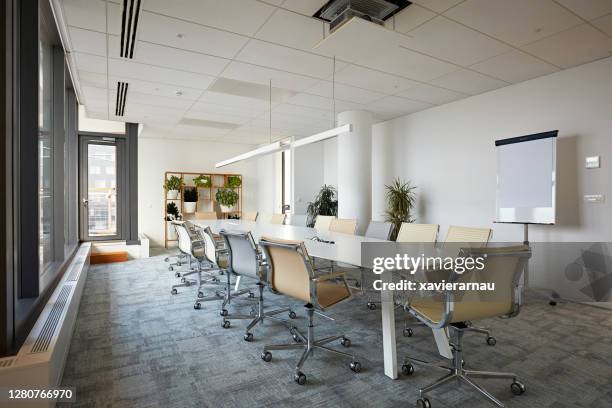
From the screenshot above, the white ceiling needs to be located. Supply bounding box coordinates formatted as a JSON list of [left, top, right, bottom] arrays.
[[58, 0, 612, 145]]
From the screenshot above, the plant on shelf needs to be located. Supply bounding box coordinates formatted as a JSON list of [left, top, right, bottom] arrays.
[[164, 175, 183, 199], [306, 185, 338, 228], [183, 187, 198, 214], [166, 202, 181, 221], [384, 177, 416, 241], [216, 188, 239, 213], [194, 174, 212, 188], [226, 175, 242, 188]]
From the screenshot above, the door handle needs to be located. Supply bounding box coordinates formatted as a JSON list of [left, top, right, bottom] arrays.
[[82, 199, 88, 207]]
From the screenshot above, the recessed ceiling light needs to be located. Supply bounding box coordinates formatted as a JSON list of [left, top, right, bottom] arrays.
[[175, 90, 183, 96], [177, 33, 184, 38]]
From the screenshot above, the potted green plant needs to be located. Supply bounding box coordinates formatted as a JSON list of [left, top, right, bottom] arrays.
[[306, 185, 338, 227], [194, 174, 211, 188], [183, 187, 198, 213], [166, 202, 181, 221], [384, 177, 416, 241], [216, 188, 239, 213], [164, 175, 183, 199], [226, 175, 242, 188]]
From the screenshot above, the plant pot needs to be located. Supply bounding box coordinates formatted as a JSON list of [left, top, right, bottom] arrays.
[[184, 202, 197, 213], [167, 189, 179, 200], [220, 204, 234, 213]]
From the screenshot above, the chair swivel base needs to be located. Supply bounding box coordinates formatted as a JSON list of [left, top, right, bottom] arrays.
[[404, 330, 525, 408], [260, 304, 362, 385]]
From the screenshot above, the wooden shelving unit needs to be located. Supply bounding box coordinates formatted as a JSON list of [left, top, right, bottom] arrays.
[[164, 171, 242, 248]]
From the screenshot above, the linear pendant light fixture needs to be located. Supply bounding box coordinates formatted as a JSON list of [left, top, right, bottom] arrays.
[[292, 124, 351, 148], [215, 141, 290, 168]]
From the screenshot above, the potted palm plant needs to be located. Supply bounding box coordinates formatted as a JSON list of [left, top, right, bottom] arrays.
[[183, 187, 198, 213], [216, 188, 239, 213], [384, 177, 416, 241], [306, 185, 338, 227], [164, 175, 183, 200]]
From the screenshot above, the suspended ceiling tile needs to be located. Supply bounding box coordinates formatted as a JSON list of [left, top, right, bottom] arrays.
[[411, 0, 465, 13], [75, 52, 107, 75], [108, 59, 216, 89], [444, 0, 582, 46], [68, 27, 107, 56], [397, 83, 467, 105], [385, 4, 436, 33], [221, 61, 319, 93], [429, 69, 508, 94], [592, 13, 612, 36], [333, 64, 418, 94], [470, 50, 559, 83], [521, 23, 612, 68], [555, 0, 612, 21], [306, 81, 386, 104], [255, 8, 324, 53]]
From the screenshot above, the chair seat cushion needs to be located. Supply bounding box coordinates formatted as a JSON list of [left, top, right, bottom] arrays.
[[316, 280, 351, 308], [411, 298, 511, 324]]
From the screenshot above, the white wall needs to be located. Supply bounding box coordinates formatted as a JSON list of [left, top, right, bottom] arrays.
[[323, 138, 338, 187], [379, 56, 612, 243], [377, 57, 612, 300], [138, 130, 258, 247]]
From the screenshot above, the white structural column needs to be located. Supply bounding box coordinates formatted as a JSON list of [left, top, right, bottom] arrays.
[[337, 111, 373, 234], [371, 122, 393, 221]]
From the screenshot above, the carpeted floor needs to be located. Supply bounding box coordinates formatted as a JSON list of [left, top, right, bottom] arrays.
[[59, 249, 612, 408]]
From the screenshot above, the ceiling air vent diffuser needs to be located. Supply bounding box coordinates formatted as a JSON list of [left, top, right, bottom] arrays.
[[313, 0, 411, 33], [115, 82, 129, 117], [120, 0, 142, 58]]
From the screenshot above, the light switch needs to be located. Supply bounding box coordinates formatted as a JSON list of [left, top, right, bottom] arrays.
[[584, 194, 605, 203], [585, 156, 600, 169]]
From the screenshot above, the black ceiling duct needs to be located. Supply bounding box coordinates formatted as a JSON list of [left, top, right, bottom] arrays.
[[313, 0, 411, 33]]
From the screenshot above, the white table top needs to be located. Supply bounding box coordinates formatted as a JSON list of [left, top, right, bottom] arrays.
[[192, 219, 387, 268]]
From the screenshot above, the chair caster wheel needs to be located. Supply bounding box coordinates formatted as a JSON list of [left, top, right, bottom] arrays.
[[511, 381, 526, 395], [249, 292, 255, 298], [401, 363, 414, 375], [292, 334, 302, 343], [355, 281, 361, 288], [403, 328, 414, 337], [549, 300, 557, 306], [349, 361, 361, 373], [288, 311, 297, 319], [164, 257, 169, 262], [219, 270, 224, 275], [194, 302, 201, 310], [168, 266, 174, 271], [174, 272, 180, 277], [486, 336, 497, 346], [294, 372, 307, 385], [244, 332, 253, 342], [181, 277, 186, 283], [220, 309, 229, 317], [171, 288, 178, 295], [340, 337, 351, 347], [222, 320, 230, 329], [250, 309, 257, 317], [367, 302, 376, 310], [417, 397, 431, 408], [197, 291, 204, 298], [261, 351, 272, 362]]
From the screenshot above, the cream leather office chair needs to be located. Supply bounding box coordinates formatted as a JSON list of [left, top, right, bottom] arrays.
[[165, 221, 191, 273], [330, 218, 357, 235], [259, 236, 362, 385], [193, 211, 217, 220], [365, 221, 393, 240], [242, 211, 258, 221], [287, 214, 308, 226], [403, 245, 531, 408], [219, 230, 296, 338], [269, 213, 286, 225], [313, 215, 334, 230], [445, 225, 492, 245], [396, 223, 440, 243]]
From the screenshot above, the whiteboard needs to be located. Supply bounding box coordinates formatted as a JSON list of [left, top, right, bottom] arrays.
[[495, 131, 557, 224]]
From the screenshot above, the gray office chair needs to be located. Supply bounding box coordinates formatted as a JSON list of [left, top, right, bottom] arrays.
[[365, 220, 393, 240], [170, 222, 220, 296], [165, 221, 192, 274], [287, 214, 308, 227], [219, 230, 296, 338]]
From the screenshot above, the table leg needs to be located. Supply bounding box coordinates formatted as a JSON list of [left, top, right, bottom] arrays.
[[381, 269, 398, 379]]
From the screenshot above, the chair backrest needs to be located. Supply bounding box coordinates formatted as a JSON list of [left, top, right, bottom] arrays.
[[174, 222, 192, 254], [445, 225, 492, 247], [183, 221, 216, 264], [269, 213, 286, 225], [314, 215, 334, 231], [220, 230, 260, 279], [259, 236, 312, 303], [330, 218, 357, 235], [287, 214, 308, 227], [396, 223, 439, 243], [199, 225, 218, 264], [242, 211, 258, 221], [194, 211, 217, 220], [365, 221, 393, 240], [450, 245, 531, 322]]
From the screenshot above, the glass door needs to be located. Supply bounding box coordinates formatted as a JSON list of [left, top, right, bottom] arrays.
[[79, 137, 124, 241]]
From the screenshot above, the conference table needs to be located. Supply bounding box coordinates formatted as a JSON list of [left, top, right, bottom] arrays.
[[191, 219, 451, 379]]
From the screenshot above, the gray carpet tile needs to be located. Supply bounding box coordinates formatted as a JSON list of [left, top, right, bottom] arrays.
[[59, 249, 612, 407]]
